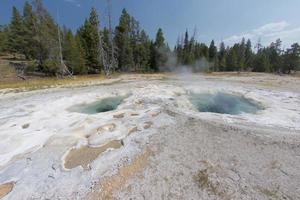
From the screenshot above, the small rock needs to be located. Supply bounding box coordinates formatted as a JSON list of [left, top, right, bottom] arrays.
[[166, 110, 176, 117], [26, 158, 32, 165], [173, 92, 182, 96], [128, 127, 138, 135], [22, 123, 30, 129], [149, 111, 160, 117], [48, 175, 55, 179], [135, 100, 143, 105], [143, 122, 153, 129], [113, 113, 125, 119], [96, 123, 117, 134], [52, 164, 57, 171]]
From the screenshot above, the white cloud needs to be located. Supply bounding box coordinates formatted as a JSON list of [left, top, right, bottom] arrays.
[[223, 21, 300, 48], [64, 0, 81, 7]]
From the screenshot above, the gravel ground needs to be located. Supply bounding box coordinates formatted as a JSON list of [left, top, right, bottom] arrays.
[[114, 111, 300, 200]]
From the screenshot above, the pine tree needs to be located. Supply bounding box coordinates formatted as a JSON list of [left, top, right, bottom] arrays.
[[155, 28, 165, 48], [8, 6, 26, 56], [88, 7, 101, 73], [200, 43, 209, 59], [175, 35, 184, 64], [237, 38, 246, 71], [182, 30, 194, 65], [130, 16, 142, 71], [0, 25, 9, 53], [253, 49, 271, 72], [226, 48, 238, 71], [268, 39, 282, 72], [218, 42, 226, 71], [149, 41, 157, 71], [0, 27, 4, 53], [63, 28, 86, 74], [33, 0, 60, 75], [245, 39, 253, 70], [115, 9, 134, 72], [23, 1, 37, 59], [208, 40, 217, 71], [283, 43, 300, 73], [153, 28, 168, 70], [77, 8, 102, 74], [133, 30, 151, 71], [141, 30, 152, 70], [183, 30, 189, 51], [77, 21, 92, 73], [192, 42, 199, 61]]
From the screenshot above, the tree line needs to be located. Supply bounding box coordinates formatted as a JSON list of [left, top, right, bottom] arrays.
[[175, 30, 300, 73], [0, 0, 169, 75], [0, 0, 299, 76]]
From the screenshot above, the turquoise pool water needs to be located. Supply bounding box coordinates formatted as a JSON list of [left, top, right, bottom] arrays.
[[69, 95, 128, 114], [189, 92, 262, 115]]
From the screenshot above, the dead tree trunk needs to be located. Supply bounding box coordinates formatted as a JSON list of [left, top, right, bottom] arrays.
[[98, 0, 118, 77], [57, 10, 72, 78]]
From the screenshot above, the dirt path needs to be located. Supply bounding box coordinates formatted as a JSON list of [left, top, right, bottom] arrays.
[[0, 182, 14, 199], [85, 149, 153, 200]]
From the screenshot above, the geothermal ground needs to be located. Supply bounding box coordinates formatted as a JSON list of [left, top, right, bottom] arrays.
[[0, 73, 300, 200]]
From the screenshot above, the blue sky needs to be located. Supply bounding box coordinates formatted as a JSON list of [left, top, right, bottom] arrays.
[[1, 0, 300, 48]]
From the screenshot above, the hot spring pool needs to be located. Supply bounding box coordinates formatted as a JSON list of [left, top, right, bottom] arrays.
[[189, 92, 263, 115], [69, 95, 128, 114]]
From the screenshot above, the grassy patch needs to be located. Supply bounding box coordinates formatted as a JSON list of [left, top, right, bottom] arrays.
[[0, 60, 16, 79], [0, 75, 114, 91], [194, 169, 218, 195], [258, 187, 281, 199], [194, 162, 231, 199]]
